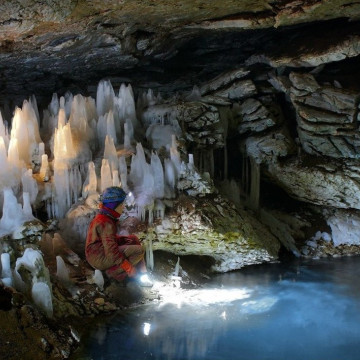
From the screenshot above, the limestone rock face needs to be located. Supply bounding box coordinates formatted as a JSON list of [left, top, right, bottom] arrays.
[[289, 72, 360, 159], [1, 1, 360, 101], [267, 159, 360, 210], [143, 195, 280, 272]]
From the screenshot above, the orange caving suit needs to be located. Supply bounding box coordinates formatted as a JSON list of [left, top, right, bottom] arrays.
[[85, 211, 146, 281]]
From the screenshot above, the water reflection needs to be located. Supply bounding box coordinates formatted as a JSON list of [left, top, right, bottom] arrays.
[[74, 256, 360, 360]]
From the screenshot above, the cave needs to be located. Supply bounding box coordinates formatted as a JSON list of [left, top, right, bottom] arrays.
[[1, 1, 360, 359]]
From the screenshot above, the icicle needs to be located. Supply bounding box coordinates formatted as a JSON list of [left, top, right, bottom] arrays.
[[146, 238, 154, 271]]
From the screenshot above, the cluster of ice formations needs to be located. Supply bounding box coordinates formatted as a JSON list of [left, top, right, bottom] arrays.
[[1, 248, 53, 317], [0, 79, 206, 238]]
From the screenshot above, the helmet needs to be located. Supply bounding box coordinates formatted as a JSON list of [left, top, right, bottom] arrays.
[[100, 187, 127, 205]]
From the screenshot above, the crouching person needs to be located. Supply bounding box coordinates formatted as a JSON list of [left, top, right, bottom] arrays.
[[85, 186, 153, 287]]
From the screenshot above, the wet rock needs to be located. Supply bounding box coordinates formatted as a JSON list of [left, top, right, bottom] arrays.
[[142, 195, 281, 272]]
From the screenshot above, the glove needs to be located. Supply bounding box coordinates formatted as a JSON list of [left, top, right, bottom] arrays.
[[121, 259, 136, 277]]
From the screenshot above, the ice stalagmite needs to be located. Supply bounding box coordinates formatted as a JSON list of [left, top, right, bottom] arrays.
[[53, 121, 76, 218], [82, 161, 97, 198], [97, 110, 117, 148], [56, 255, 70, 285], [40, 154, 50, 181], [92, 270, 104, 290], [11, 100, 42, 165], [151, 152, 164, 199], [97, 79, 115, 117], [123, 122, 131, 149], [164, 158, 176, 198], [22, 192, 34, 218], [32, 282, 53, 317], [104, 135, 118, 173], [118, 83, 137, 129], [119, 156, 129, 192], [0, 137, 8, 174], [1, 253, 12, 287], [49, 93, 60, 117], [170, 134, 181, 176], [112, 170, 121, 186], [0, 188, 34, 236], [129, 142, 147, 190], [101, 159, 112, 192], [0, 111, 9, 150], [21, 169, 38, 204]]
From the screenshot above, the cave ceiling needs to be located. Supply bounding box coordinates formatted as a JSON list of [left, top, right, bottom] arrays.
[[1, 0, 360, 104]]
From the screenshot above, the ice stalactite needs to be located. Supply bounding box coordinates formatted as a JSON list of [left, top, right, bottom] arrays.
[[146, 238, 154, 271]]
